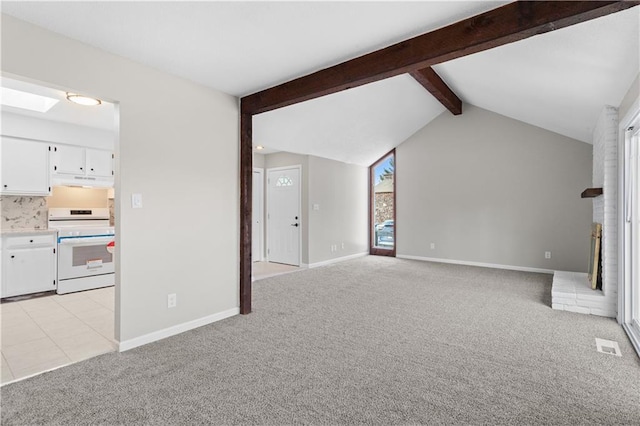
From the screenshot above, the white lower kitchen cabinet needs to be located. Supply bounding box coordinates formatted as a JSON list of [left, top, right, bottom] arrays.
[[1, 232, 57, 298]]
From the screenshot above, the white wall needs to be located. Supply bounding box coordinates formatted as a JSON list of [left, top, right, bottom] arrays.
[[1, 15, 240, 346], [396, 105, 593, 272], [308, 156, 368, 265], [253, 153, 265, 169], [619, 73, 639, 121]]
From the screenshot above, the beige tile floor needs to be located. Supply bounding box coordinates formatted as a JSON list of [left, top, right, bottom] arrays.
[[253, 261, 300, 281], [0, 287, 116, 385], [1, 266, 297, 385]]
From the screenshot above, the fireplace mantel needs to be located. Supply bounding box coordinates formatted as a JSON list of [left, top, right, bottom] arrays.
[[581, 187, 603, 198]]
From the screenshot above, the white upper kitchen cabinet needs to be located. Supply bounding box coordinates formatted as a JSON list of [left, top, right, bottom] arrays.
[[0, 136, 51, 196], [86, 148, 114, 178], [52, 144, 85, 175], [51, 144, 113, 187]]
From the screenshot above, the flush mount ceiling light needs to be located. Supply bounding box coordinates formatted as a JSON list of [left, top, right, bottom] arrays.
[[66, 93, 102, 106], [0, 87, 59, 112], [255, 145, 264, 150]]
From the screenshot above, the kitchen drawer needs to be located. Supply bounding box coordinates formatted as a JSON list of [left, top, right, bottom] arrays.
[[3, 234, 56, 249]]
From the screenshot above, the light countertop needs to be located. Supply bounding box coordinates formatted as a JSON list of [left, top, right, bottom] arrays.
[[1, 228, 57, 236]]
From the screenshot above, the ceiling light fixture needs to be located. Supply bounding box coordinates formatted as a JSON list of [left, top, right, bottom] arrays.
[[0, 87, 59, 112], [256, 145, 264, 150], [66, 93, 102, 106]]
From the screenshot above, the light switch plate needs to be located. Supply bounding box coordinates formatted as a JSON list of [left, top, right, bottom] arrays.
[[131, 193, 143, 209]]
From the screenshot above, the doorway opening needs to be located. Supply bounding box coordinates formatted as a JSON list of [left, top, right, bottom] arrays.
[[252, 168, 264, 263], [251, 150, 302, 281], [370, 150, 396, 256], [0, 75, 119, 384]]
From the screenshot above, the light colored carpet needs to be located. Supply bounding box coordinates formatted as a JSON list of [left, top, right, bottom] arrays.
[[1, 256, 639, 425]]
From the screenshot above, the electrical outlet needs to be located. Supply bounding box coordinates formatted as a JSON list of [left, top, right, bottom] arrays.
[[430, 243, 436, 250], [168, 293, 177, 308], [545, 251, 552, 259]]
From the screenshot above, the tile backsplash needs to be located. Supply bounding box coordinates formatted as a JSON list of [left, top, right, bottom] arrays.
[[108, 198, 114, 226], [1, 196, 48, 230]]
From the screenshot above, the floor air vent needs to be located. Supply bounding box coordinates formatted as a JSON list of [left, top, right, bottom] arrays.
[[595, 338, 621, 356]]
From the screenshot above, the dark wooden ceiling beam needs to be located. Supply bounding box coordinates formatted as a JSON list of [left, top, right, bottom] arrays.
[[242, 1, 638, 115], [410, 67, 462, 115]]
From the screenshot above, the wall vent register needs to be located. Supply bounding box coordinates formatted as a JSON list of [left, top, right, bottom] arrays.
[[595, 338, 621, 356]]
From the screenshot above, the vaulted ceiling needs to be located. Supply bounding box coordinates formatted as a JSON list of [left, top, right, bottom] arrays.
[[2, 2, 638, 166]]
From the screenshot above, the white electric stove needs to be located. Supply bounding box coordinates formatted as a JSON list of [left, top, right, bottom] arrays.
[[48, 208, 115, 294]]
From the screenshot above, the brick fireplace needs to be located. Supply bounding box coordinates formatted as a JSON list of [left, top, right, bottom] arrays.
[[551, 106, 618, 318]]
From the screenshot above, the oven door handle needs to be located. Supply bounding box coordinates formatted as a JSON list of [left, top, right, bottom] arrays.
[[58, 236, 115, 246]]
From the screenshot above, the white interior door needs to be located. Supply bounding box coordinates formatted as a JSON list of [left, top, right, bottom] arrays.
[[252, 169, 263, 262], [267, 166, 300, 266]]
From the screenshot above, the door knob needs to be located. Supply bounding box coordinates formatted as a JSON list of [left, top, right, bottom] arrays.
[[291, 223, 299, 227]]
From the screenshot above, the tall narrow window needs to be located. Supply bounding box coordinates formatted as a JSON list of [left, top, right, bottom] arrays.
[[370, 150, 395, 256]]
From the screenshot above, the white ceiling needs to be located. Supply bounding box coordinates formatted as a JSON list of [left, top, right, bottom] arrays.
[[0, 1, 508, 97], [2, 1, 638, 165], [254, 74, 445, 165], [1, 77, 116, 130], [434, 6, 640, 144]]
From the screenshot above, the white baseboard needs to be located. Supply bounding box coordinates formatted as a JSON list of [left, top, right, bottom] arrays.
[[307, 252, 368, 269], [118, 307, 239, 352], [396, 254, 554, 274]]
